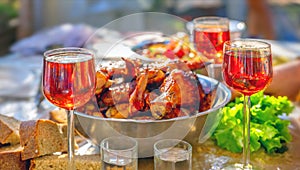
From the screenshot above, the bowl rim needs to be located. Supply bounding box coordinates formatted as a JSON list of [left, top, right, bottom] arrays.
[[75, 74, 231, 123]]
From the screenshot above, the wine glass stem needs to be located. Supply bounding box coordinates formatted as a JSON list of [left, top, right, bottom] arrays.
[[207, 64, 216, 79], [67, 110, 75, 170], [243, 95, 251, 169]]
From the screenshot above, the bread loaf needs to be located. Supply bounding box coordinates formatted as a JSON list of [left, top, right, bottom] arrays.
[[19, 119, 68, 160], [0, 145, 28, 170], [0, 114, 21, 145], [30, 154, 101, 170]]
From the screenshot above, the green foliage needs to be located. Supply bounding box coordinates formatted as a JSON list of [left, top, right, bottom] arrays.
[[0, 2, 18, 27], [212, 91, 294, 154]]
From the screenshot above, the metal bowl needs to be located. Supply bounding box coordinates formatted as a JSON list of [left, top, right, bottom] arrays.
[[74, 74, 231, 158]]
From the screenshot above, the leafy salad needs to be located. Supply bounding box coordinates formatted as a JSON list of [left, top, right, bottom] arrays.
[[212, 91, 295, 154]]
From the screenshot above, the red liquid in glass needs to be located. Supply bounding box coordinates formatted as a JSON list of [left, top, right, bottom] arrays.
[[223, 51, 273, 96], [43, 57, 96, 110], [193, 28, 230, 64]]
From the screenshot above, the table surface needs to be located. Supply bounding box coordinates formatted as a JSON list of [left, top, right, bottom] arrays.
[[138, 140, 300, 169], [138, 126, 300, 169]]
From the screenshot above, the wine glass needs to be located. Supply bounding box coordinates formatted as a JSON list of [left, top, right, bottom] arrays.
[[42, 47, 96, 169], [193, 16, 230, 81], [222, 39, 273, 169]]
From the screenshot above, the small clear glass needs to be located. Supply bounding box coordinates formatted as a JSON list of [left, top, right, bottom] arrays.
[[100, 136, 138, 170], [154, 139, 192, 170]]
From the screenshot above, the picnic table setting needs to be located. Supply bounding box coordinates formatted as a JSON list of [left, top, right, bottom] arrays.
[[0, 12, 300, 170]]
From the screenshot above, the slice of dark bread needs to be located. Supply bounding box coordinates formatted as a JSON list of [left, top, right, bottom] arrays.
[[0, 114, 21, 145], [19, 119, 68, 160]]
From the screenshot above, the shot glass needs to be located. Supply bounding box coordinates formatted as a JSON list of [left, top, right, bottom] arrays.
[[100, 136, 138, 170], [154, 139, 192, 170]]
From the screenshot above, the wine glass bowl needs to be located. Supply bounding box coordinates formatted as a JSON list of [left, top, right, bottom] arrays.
[[222, 39, 273, 169], [43, 49, 96, 110], [193, 16, 230, 64], [223, 40, 273, 95]]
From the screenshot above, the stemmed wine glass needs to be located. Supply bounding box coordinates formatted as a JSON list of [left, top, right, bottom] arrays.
[[193, 16, 230, 81], [193, 16, 231, 143], [222, 39, 273, 169], [42, 47, 96, 169]]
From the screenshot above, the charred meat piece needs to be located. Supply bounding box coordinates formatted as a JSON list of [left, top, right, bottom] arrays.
[[146, 68, 165, 90], [160, 69, 201, 107], [144, 89, 159, 110], [105, 103, 130, 119], [150, 93, 173, 119], [150, 69, 202, 119], [99, 58, 141, 82], [129, 72, 148, 113], [198, 86, 214, 112], [95, 71, 112, 94], [101, 81, 136, 106]]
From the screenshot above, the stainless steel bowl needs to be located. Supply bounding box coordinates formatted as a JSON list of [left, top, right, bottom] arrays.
[[74, 74, 231, 158]]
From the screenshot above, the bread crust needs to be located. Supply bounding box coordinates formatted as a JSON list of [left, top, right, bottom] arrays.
[[0, 114, 21, 145], [30, 154, 101, 170], [20, 119, 67, 160], [0, 145, 28, 170]]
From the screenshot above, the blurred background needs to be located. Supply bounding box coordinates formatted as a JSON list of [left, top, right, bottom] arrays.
[[0, 0, 300, 55]]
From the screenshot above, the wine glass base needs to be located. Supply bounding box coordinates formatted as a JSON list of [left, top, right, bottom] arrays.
[[222, 163, 255, 170]]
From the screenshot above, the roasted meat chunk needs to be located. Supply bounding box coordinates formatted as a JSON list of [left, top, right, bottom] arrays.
[[105, 103, 130, 119], [129, 72, 148, 112], [95, 71, 112, 94], [101, 81, 136, 106], [146, 68, 165, 90], [150, 69, 203, 119], [99, 57, 140, 82]]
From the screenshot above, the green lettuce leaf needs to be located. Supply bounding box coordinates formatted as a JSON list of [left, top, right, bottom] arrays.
[[212, 91, 294, 154]]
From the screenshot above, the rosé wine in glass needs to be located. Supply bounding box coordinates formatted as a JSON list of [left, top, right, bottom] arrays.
[[43, 48, 96, 170], [222, 39, 272, 169], [193, 16, 230, 64]]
